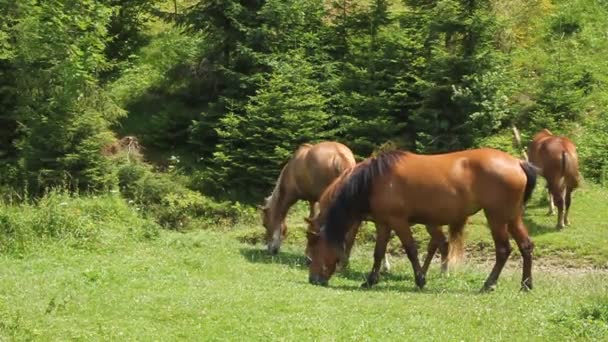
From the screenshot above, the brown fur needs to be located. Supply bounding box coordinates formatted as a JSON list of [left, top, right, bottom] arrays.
[[261, 141, 356, 254], [527, 129, 580, 228], [308, 148, 537, 292]]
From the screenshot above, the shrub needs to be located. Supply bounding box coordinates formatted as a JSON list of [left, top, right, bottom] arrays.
[[0, 191, 159, 256], [474, 128, 522, 157], [117, 163, 254, 230], [574, 117, 608, 184]]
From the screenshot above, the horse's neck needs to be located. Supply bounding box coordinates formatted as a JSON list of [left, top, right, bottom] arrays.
[[267, 167, 292, 223]]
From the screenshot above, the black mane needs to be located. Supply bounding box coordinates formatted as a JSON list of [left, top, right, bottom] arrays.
[[322, 150, 406, 247]]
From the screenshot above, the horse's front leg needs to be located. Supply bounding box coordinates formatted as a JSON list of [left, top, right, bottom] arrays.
[[362, 223, 391, 288], [391, 220, 425, 289], [337, 222, 361, 272]]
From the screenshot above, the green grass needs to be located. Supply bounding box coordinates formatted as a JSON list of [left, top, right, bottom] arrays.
[[0, 183, 607, 340], [1, 230, 606, 340]]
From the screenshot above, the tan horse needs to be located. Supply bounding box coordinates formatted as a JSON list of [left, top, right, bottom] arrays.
[[260, 141, 356, 254], [527, 129, 580, 228], [307, 148, 538, 292]]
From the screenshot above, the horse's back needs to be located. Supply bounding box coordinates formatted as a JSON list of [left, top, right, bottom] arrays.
[[528, 130, 579, 181], [374, 148, 527, 224], [289, 141, 356, 201]]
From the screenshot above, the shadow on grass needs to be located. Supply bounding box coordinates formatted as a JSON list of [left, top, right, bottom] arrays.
[[326, 271, 487, 295], [239, 247, 308, 270], [335, 266, 412, 284], [523, 216, 560, 236]]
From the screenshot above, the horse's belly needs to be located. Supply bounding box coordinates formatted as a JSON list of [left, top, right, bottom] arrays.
[[408, 208, 466, 226], [407, 195, 479, 225]]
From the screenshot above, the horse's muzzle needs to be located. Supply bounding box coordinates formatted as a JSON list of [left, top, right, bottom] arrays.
[[309, 274, 328, 286]]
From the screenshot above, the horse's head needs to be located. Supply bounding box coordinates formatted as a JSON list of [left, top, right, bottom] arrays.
[[305, 218, 343, 286], [259, 197, 285, 255]]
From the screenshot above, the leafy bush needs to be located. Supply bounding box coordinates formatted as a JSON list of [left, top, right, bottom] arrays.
[[0, 191, 159, 256], [117, 163, 254, 230], [474, 129, 521, 157], [574, 116, 608, 184]]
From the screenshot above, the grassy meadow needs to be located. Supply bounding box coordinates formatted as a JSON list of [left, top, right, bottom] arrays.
[[1, 183, 607, 341]]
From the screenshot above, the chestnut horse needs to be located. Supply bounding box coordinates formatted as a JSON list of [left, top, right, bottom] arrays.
[[527, 129, 580, 228], [260, 141, 356, 254], [307, 148, 538, 292]]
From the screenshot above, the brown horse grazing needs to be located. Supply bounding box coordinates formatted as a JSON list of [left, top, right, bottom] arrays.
[[260, 141, 356, 255], [527, 129, 581, 228], [307, 148, 538, 292]]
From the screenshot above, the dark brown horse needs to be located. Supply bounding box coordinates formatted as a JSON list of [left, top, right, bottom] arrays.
[[527, 129, 580, 228], [307, 148, 537, 292], [260, 141, 356, 254]]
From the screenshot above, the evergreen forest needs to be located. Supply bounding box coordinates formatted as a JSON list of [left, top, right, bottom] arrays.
[[2, 0, 607, 207]]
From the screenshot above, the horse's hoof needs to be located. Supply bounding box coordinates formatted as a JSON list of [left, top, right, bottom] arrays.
[[361, 276, 378, 288], [361, 281, 373, 288], [480, 283, 496, 293], [415, 274, 426, 289]]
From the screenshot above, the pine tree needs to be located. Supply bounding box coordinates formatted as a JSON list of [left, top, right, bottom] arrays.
[[405, 0, 506, 152], [211, 51, 330, 198], [8, 0, 123, 194]]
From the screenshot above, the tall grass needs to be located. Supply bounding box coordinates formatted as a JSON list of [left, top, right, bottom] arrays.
[[0, 190, 158, 256]]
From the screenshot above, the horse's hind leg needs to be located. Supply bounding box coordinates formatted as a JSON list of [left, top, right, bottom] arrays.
[[547, 188, 555, 215], [421, 225, 447, 276], [481, 214, 511, 292], [362, 224, 391, 288], [391, 220, 425, 289], [564, 188, 573, 226], [549, 184, 566, 229], [507, 216, 534, 291]]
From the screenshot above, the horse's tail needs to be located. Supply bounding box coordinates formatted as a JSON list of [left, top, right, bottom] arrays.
[[562, 151, 580, 189], [323, 151, 405, 248], [520, 161, 538, 205], [447, 222, 466, 269]]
